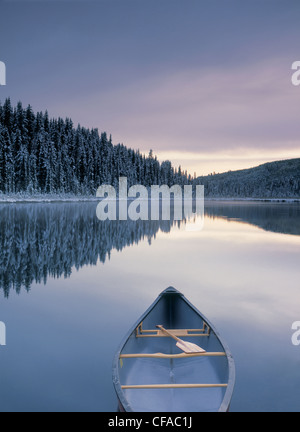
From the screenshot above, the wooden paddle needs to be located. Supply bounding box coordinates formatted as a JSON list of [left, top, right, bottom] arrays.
[[156, 325, 206, 354]]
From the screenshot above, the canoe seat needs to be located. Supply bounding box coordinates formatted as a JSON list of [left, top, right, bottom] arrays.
[[136, 322, 211, 338], [120, 352, 226, 359]]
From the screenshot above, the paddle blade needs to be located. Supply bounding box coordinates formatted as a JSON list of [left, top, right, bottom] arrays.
[[176, 340, 206, 354]]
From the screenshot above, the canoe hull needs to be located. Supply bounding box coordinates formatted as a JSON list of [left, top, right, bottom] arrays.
[[113, 287, 235, 412]]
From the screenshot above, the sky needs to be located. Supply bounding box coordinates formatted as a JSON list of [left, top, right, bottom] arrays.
[[0, 0, 299, 176]]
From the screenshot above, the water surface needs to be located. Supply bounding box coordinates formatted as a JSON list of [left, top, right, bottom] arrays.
[[0, 201, 299, 412]]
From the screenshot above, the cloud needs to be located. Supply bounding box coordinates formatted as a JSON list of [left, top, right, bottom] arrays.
[[61, 57, 299, 157], [49, 56, 300, 174]]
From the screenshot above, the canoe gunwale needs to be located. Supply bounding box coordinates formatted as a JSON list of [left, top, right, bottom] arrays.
[[112, 287, 235, 413]]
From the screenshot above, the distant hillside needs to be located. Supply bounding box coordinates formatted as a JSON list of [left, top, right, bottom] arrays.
[[198, 159, 300, 199]]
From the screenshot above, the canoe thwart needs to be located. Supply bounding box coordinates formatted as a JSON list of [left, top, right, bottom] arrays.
[[120, 352, 226, 359], [122, 383, 228, 390], [136, 322, 211, 338]]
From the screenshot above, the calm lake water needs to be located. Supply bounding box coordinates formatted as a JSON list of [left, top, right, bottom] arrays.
[[0, 201, 300, 412]]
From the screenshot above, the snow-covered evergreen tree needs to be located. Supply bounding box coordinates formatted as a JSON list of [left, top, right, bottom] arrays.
[[0, 99, 189, 195]]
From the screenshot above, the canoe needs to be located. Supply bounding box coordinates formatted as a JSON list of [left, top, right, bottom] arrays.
[[112, 287, 235, 412]]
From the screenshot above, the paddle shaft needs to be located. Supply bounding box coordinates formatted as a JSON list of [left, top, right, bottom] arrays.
[[156, 325, 184, 343], [156, 325, 206, 353]]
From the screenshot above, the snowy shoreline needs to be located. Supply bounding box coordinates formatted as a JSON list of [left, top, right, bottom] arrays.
[[204, 197, 300, 203], [0, 194, 100, 203], [0, 194, 299, 204]]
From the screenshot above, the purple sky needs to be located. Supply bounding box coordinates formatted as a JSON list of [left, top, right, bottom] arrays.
[[0, 0, 299, 175]]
